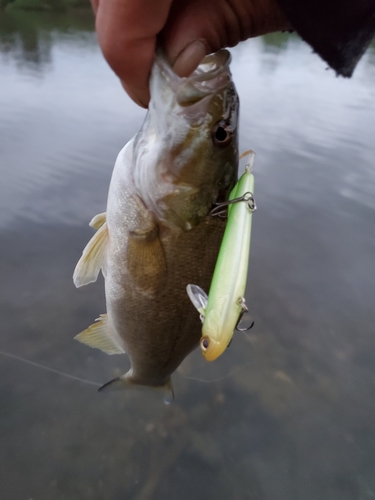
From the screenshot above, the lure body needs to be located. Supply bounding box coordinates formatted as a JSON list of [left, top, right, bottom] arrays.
[[187, 154, 255, 361]]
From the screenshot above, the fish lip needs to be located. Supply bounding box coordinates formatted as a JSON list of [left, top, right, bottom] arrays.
[[155, 49, 232, 103], [156, 49, 231, 84], [190, 50, 232, 82]]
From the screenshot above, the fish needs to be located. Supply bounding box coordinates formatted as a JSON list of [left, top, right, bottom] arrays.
[[187, 151, 256, 362], [73, 49, 239, 400]]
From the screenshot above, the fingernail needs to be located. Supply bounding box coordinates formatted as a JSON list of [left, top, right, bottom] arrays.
[[172, 40, 207, 77], [121, 80, 149, 108]]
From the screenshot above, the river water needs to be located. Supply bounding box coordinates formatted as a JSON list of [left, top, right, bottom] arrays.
[[1, 10, 375, 500]]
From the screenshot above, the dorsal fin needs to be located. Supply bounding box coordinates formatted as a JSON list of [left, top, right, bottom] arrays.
[[73, 213, 108, 288], [74, 314, 125, 355]]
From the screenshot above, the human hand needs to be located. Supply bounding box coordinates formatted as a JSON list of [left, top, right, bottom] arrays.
[[91, 0, 289, 107]]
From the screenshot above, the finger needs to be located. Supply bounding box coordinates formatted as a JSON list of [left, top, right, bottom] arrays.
[[162, 0, 289, 77], [95, 0, 174, 107], [91, 0, 99, 14]]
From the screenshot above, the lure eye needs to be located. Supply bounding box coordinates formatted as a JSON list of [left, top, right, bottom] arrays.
[[212, 121, 233, 147], [200, 337, 210, 351]]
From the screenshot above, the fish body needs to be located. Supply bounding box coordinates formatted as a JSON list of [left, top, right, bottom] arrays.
[[73, 50, 239, 397]]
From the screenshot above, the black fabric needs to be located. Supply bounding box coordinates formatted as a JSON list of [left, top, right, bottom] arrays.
[[277, 0, 375, 76]]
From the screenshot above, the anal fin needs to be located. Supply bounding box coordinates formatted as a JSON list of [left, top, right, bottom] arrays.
[[74, 314, 125, 355]]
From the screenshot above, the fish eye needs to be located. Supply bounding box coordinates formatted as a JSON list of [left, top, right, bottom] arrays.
[[200, 337, 210, 351], [212, 121, 233, 147]]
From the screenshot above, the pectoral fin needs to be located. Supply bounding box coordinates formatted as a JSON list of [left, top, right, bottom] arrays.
[[74, 314, 125, 355], [73, 213, 108, 288], [127, 225, 167, 291]]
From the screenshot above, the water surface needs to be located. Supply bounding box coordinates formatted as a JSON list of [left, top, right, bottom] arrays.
[[1, 11, 375, 500]]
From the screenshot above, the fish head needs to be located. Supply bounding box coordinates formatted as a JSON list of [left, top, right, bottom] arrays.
[[134, 50, 239, 230]]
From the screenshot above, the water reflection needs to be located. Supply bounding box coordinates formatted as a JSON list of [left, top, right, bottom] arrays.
[[0, 11, 94, 73], [1, 10, 375, 500]]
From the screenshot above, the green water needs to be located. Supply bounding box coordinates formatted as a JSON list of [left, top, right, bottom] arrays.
[[1, 11, 375, 500]]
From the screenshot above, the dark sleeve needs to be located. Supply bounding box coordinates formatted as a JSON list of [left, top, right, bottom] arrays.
[[277, 0, 375, 76]]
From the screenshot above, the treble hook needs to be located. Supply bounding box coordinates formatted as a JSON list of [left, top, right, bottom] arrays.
[[235, 297, 255, 332], [210, 191, 257, 217]]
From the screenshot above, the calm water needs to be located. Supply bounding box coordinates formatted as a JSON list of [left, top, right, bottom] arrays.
[[1, 11, 375, 500]]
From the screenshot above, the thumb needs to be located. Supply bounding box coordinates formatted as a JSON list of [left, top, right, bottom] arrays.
[[95, 0, 173, 107], [162, 0, 289, 77]]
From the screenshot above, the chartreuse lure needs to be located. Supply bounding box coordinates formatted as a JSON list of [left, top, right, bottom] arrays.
[[187, 150, 256, 361]]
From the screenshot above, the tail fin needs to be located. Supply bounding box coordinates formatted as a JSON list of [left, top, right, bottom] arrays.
[[99, 373, 174, 404]]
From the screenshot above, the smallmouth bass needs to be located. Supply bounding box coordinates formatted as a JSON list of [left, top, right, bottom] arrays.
[[73, 50, 239, 400]]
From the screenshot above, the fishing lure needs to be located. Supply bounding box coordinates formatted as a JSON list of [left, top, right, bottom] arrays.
[[187, 150, 256, 361]]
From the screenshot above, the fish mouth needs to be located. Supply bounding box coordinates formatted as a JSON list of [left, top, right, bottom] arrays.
[[189, 49, 231, 82], [154, 49, 232, 106]]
